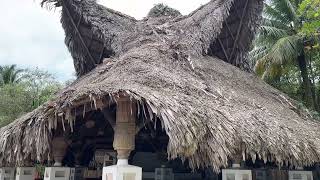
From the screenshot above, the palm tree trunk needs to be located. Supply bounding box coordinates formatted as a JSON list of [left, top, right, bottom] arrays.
[[297, 51, 315, 109], [307, 51, 319, 111], [318, 89, 320, 111]]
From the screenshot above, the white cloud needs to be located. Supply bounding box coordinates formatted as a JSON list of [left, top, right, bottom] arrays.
[[0, 0, 74, 82], [0, 0, 209, 82]]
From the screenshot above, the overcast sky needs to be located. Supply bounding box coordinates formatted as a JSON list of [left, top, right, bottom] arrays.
[[0, 0, 209, 82]]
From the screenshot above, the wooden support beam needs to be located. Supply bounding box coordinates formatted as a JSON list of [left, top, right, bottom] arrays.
[[102, 108, 116, 130], [98, 39, 107, 61], [63, 1, 96, 66], [224, 21, 246, 51], [230, 0, 249, 62], [217, 38, 230, 62]]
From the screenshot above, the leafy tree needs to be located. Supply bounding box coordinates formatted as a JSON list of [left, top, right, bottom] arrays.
[[251, 0, 319, 110], [0, 67, 62, 127], [0, 65, 23, 86], [21, 68, 62, 109], [298, 0, 320, 35], [311, 51, 320, 108], [0, 83, 33, 126]]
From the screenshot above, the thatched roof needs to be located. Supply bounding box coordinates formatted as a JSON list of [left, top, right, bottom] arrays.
[[1, 0, 320, 172], [42, 0, 263, 77]]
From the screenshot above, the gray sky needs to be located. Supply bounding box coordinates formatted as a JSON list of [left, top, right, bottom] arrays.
[[0, 0, 209, 82]]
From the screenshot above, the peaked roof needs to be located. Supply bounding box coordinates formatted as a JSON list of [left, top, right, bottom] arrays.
[[0, 0, 320, 172], [42, 0, 263, 76]]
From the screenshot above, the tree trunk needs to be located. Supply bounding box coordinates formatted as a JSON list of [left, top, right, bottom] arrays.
[[297, 51, 315, 109], [307, 51, 319, 111]]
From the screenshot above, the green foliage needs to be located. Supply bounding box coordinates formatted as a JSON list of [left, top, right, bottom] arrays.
[[251, 0, 320, 111], [298, 0, 320, 34], [0, 83, 33, 126], [0, 66, 62, 127], [21, 68, 63, 109], [262, 35, 302, 67], [35, 164, 45, 178], [251, 0, 302, 78], [266, 64, 302, 99], [147, 3, 181, 18], [0, 65, 23, 85]]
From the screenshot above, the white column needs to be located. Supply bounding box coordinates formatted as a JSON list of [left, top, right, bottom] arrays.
[[102, 97, 142, 180], [289, 168, 313, 180], [44, 167, 73, 180], [222, 169, 252, 180], [102, 163, 142, 180], [0, 167, 15, 180], [15, 167, 36, 180]]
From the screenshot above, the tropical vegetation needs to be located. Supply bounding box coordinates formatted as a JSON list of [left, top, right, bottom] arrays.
[[251, 0, 320, 112], [0, 65, 23, 85], [0, 65, 63, 127]]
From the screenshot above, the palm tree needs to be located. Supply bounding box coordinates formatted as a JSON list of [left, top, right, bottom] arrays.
[[251, 0, 316, 109], [0, 65, 23, 86]]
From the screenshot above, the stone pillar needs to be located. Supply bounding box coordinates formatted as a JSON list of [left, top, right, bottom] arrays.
[[15, 167, 36, 180], [113, 97, 137, 161], [102, 97, 142, 180], [44, 137, 74, 180], [289, 167, 313, 180], [52, 137, 68, 167], [0, 167, 15, 180], [44, 167, 73, 180]]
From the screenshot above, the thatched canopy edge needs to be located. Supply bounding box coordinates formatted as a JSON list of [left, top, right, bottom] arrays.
[[0, 54, 320, 171]]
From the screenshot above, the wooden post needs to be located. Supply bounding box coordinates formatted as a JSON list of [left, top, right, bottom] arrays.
[[113, 97, 137, 163], [44, 137, 72, 180], [232, 153, 242, 168], [52, 137, 68, 166], [102, 96, 142, 180]]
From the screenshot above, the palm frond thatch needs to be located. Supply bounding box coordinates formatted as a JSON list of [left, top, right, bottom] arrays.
[[1, 46, 320, 170], [0, 0, 320, 172], [40, 0, 263, 76]]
